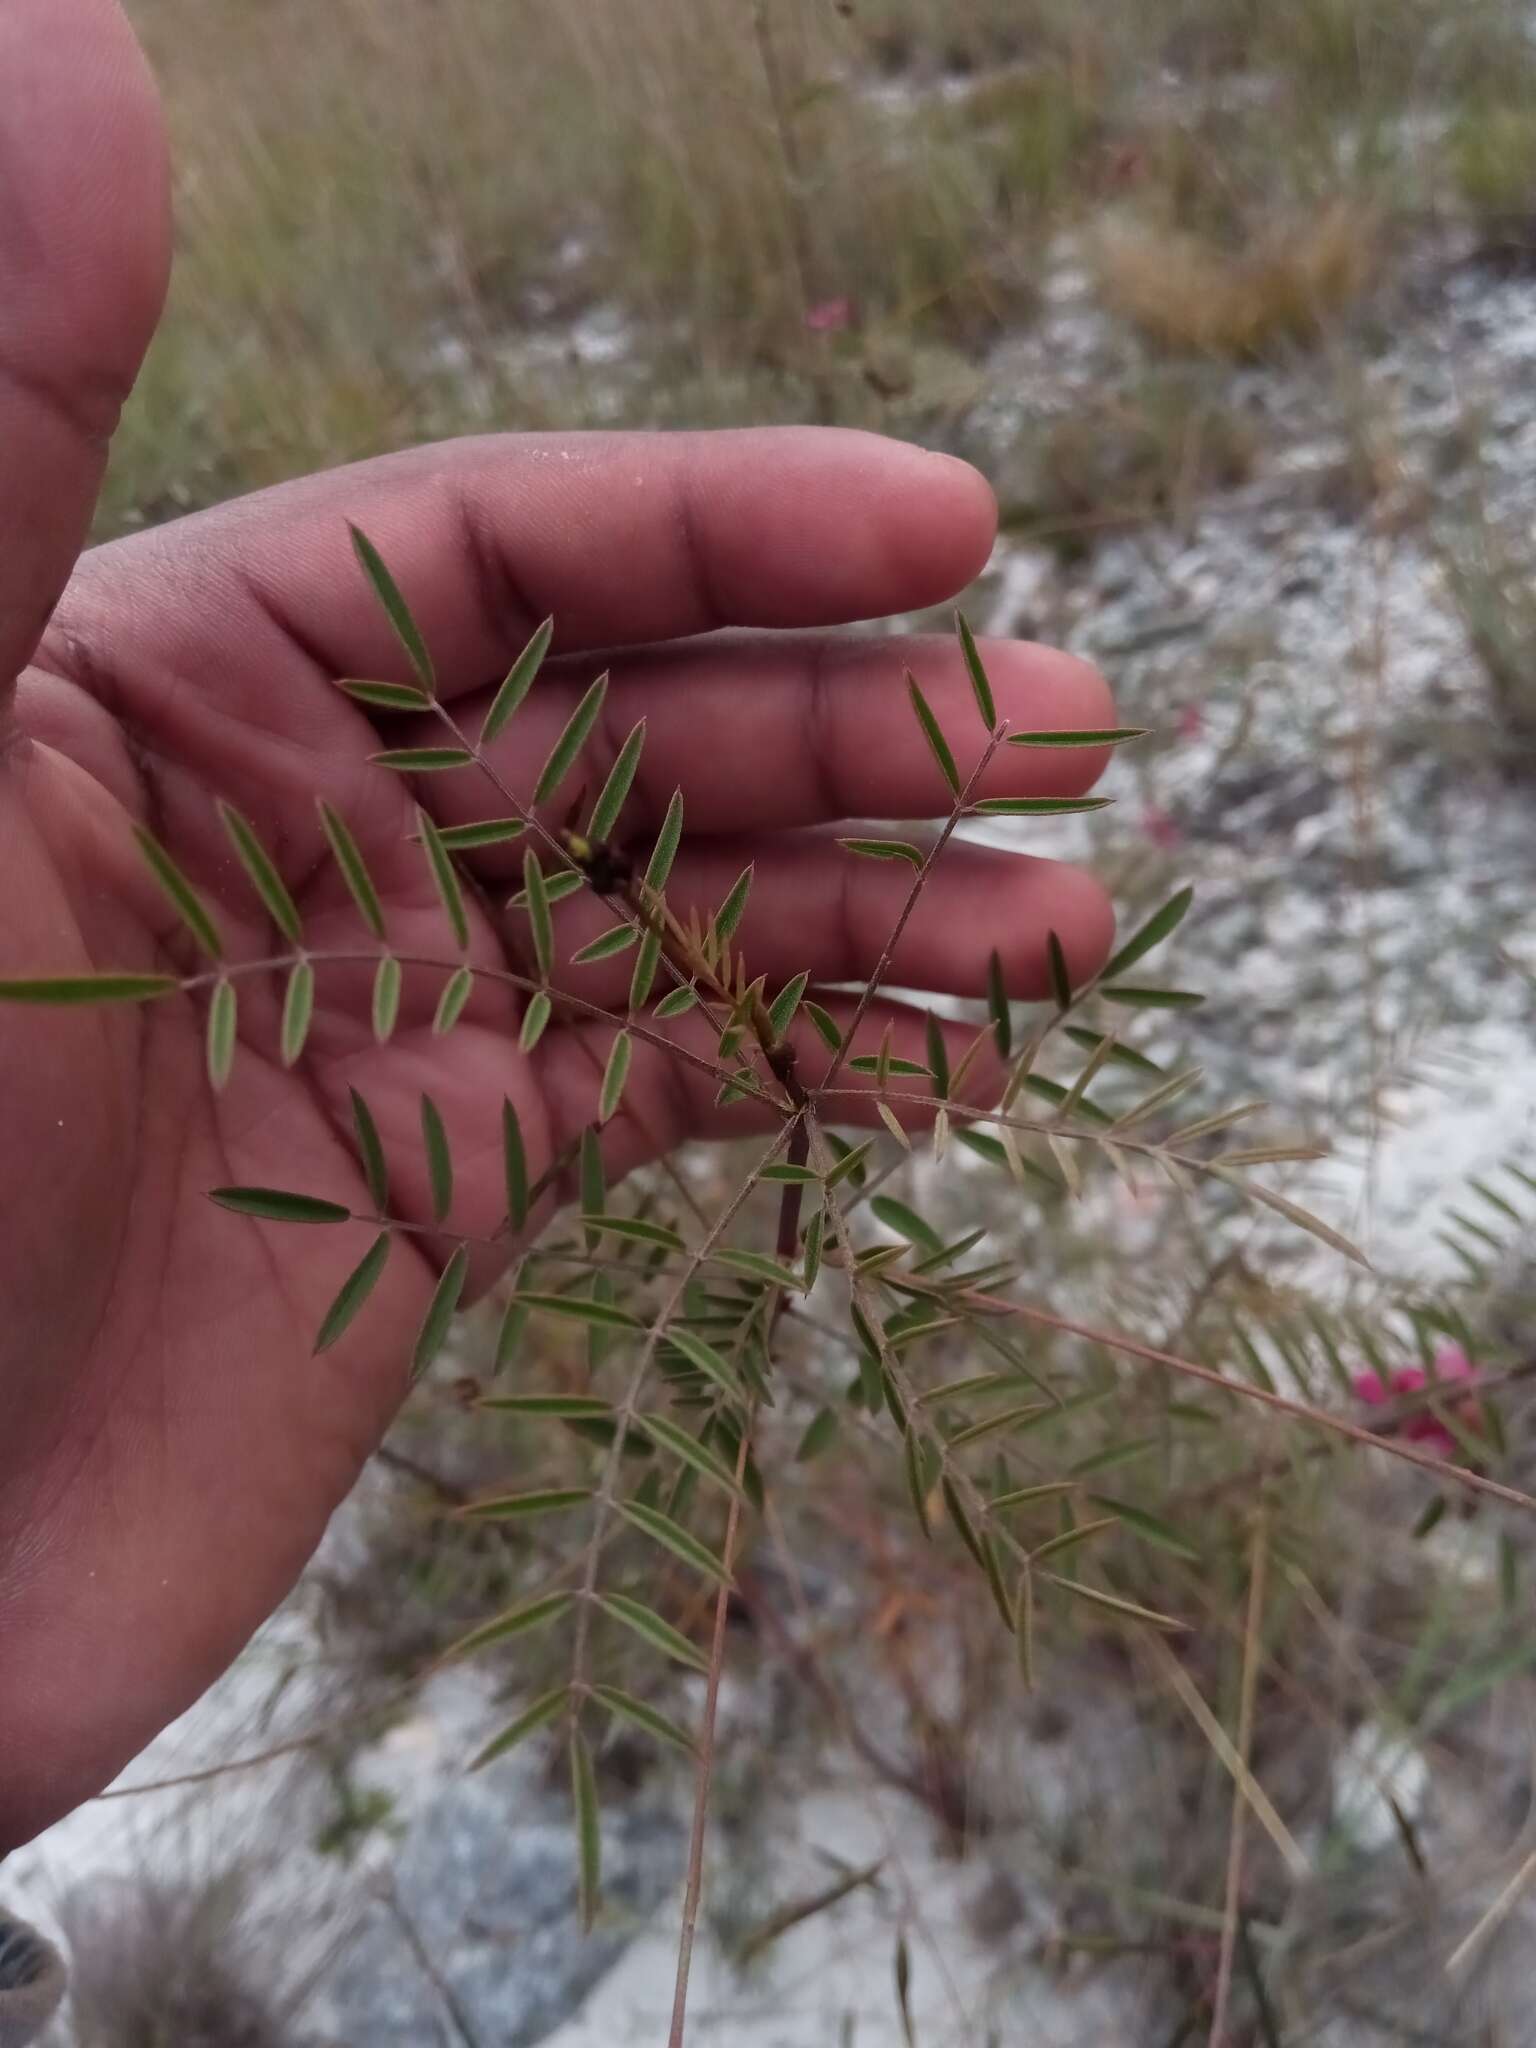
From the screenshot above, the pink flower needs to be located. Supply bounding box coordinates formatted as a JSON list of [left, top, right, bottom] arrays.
[[1353, 1346, 1484, 1460], [804, 296, 854, 333], [1178, 704, 1205, 740]]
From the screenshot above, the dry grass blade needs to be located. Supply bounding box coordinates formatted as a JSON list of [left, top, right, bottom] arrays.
[[1143, 1630, 1306, 1883]]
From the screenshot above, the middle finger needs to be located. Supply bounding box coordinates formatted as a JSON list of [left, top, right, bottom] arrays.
[[407, 630, 1116, 858]]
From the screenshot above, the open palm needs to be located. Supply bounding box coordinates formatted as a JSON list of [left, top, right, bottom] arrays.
[[0, 0, 1115, 1852]]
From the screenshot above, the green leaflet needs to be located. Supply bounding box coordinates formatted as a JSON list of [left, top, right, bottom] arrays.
[[588, 720, 647, 842], [482, 617, 555, 742], [418, 808, 470, 950], [314, 1233, 392, 1353], [349, 525, 436, 694], [534, 673, 609, 803], [412, 1245, 468, 1380], [598, 1591, 710, 1674], [206, 979, 237, 1091], [618, 1499, 734, 1586], [421, 1093, 453, 1222], [132, 827, 222, 960], [318, 801, 387, 938], [956, 610, 996, 731], [468, 1686, 568, 1771], [218, 804, 302, 945], [210, 1187, 350, 1224]]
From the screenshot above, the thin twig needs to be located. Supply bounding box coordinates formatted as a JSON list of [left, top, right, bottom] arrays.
[[377, 1875, 488, 2048], [821, 730, 1006, 1094], [1444, 1845, 1536, 1975], [1145, 1626, 1306, 1884], [1209, 1516, 1269, 2047], [94, 1689, 414, 1799], [567, 1122, 796, 1706], [953, 1290, 1536, 1515], [667, 1412, 754, 2048]]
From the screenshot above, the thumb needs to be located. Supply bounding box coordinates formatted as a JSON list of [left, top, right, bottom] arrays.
[[0, 0, 169, 694]]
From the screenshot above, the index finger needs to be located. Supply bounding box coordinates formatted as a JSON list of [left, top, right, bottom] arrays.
[[56, 428, 999, 701]]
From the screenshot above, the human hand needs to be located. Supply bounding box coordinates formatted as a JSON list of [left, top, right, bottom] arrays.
[[0, 0, 1116, 1849]]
